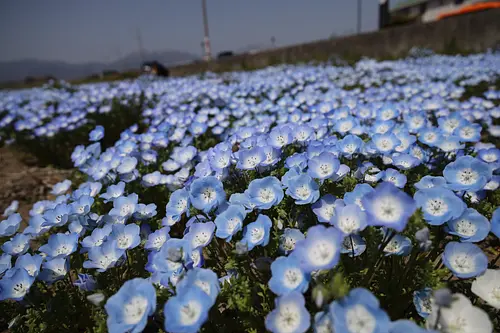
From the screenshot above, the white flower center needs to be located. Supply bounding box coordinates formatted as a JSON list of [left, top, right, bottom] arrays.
[[25, 264, 36, 276], [123, 296, 148, 325], [275, 303, 301, 333], [373, 196, 403, 223], [457, 168, 479, 185], [12, 281, 28, 298], [425, 198, 448, 216], [258, 188, 275, 203], [201, 188, 216, 203], [56, 245, 71, 256], [153, 236, 167, 249], [345, 304, 376, 333], [318, 163, 333, 176], [308, 240, 335, 266], [338, 215, 359, 234], [295, 185, 311, 200], [117, 235, 132, 249], [192, 232, 210, 248], [179, 301, 202, 326], [283, 268, 304, 289], [455, 219, 477, 237], [250, 227, 264, 243], [450, 253, 475, 274]]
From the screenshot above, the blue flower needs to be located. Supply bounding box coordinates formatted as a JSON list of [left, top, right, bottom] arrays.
[[3, 200, 19, 217], [133, 203, 157, 220], [74, 273, 98, 291], [105, 278, 156, 333], [0, 213, 22, 237], [42, 203, 71, 228], [246, 176, 284, 209], [166, 188, 190, 219], [330, 288, 390, 333], [278, 228, 305, 255], [51, 179, 72, 195], [99, 182, 126, 203], [311, 194, 345, 224], [189, 176, 226, 214], [163, 287, 212, 333], [176, 268, 220, 306], [307, 152, 340, 180], [392, 153, 421, 170], [241, 214, 272, 251], [117, 156, 138, 175], [414, 176, 447, 190], [337, 134, 363, 158], [292, 225, 343, 273], [343, 183, 374, 211], [153, 238, 191, 274], [145, 227, 170, 251], [214, 204, 246, 241], [285, 153, 308, 171], [1, 233, 31, 256], [39, 233, 79, 258], [340, 234, 367, 257], [269, 256, 310, 296], [332, 204, 367, 236], [81, 224, 113, 252], [491, 207, 500, 239], [313, 311, 333, 333], [110, 223, 141, 251], [446, 208, 490, 242], [268, 126, 293, 148], [413, 288, 433, 318], [442, 242, 488, 279], [414, 187, 466, 226], [382, 232, 412, 256], [70, 195, 94, 215], [89, 125, 105, 141], [0, 268, 34, 301], [371, 133, 401, 154], [453, 122, 481, 142], [109, 193, 139, 219], [184, 221, 215, 249], [0, 253, 12, 276], [363, 182, 416, 232], [83, 240, 125, 272], [382, 168, 407, 188], [38, 257, 69, 284], [443, 156, 492, 192], [285, 173, 320, 205], [12, 253, 43, 278], [265, 291, 311, 333], [236, 147, 265, 170]]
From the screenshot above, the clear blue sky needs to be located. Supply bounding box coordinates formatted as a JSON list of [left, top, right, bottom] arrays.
[[0, 0, 406, 64]]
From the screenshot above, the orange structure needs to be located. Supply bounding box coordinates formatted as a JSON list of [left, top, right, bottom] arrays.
[[437, 1, 500, 20]]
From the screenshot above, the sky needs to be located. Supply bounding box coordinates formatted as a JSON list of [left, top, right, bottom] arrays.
[[0, 0, 406, 64]]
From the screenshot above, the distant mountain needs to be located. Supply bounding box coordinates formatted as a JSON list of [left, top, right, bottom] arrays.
[[0, 50, 199, 83]]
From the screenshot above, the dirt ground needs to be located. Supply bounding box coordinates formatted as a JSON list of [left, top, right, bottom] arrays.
[[0, 147, 72, 221]]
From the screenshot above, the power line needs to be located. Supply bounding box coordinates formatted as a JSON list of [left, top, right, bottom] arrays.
[[201, 0, 212, 61]]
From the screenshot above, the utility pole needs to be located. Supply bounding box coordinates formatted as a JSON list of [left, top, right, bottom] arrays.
[[136, 28, 145, 63], [357, 0, 362, 34], [201, 0, 212, 61]]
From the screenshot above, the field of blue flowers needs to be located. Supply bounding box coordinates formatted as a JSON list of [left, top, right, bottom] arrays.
[[0, 50, 499, 333]]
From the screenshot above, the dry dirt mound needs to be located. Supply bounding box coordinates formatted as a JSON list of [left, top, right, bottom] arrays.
[[0, 147, 72, 220]]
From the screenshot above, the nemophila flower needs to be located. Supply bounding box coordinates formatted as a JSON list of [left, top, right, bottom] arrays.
[[269, 256, 310, 296], [38, 232, 79, 258], [214, 204, 246, 241], [38, 257, 69, 284], [285, 173, 320, 205], [285, 153, 308, 171], [74, 273, 97, 291], [81, 224, 112, 252], [153, 238, 191, 274], [0, 213, 22, 237], [3, 200, 19, 217], [70, 195, 94, 215], [84, 240, 125, 272], [246, 176, 284, 209], [413, 288, 433, 318], [382, 168, 407, 188], [292, 225, 342, 273], [426, 293, 492, 333], [443, 156, 492, 192], [110, 223, 141, 251], [184, 222, 215, 249], [42, 203, 71, 228], [141, 171, 163, 187], [176, 268, 220, 306], [133, 203, 157, 220], [145, 227, 170, 251], [279, 228, 305, 255], [330, 288, 391, 333], [341, 234, 366, 257], [294, 124, 314, 143], [100, 182, 126, 203], [491, 207, 500, 238], [311, 194, 344, 224], [337, 134, 363, 158], [187, 247, 204, 269], [405, 112, 428, 133], [418, 127, 442, 147], [392, 153, 421, 170], [442, 242, 488, 279], [307, 152, 340, 180], [446, 208, 490, 242], [477, 147, 500, 169], [2, 233, 31, 256], [109, 193, 138, 219], [372, 120, 396, 134], [166, 188, 190, 220], [343, 183, 374, 211], [89, 125, 104, 141], [172, 146, 197, 165], [116, 156, 138, 174], [260, 145, 282, 167], [12, 253, 43, 278], [241, 214, 272, 251], [332, 204, 367, 236], [363, 182, 416, 232], [163, 287, 212, 333], [0, 268, 34, 301], [163, 159, 182, 172], [105, 278, 156, 333], [0, 253, 12, 275], [471, 269, 500, 309], [51, 179, 73, 196], [236, 147, 265, 170], [265, 291, 310, 333], [371, 132, 401, 154], [268, 126, 293, 148], [414, 176, 447, 190], [414, 187, 466, 226], [381, 232, 412, 256], [364, 166, 385, 184], [189, 176, 226, 214]]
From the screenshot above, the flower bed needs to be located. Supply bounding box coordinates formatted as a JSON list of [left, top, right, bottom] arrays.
[[0, 52, 500, 333]]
